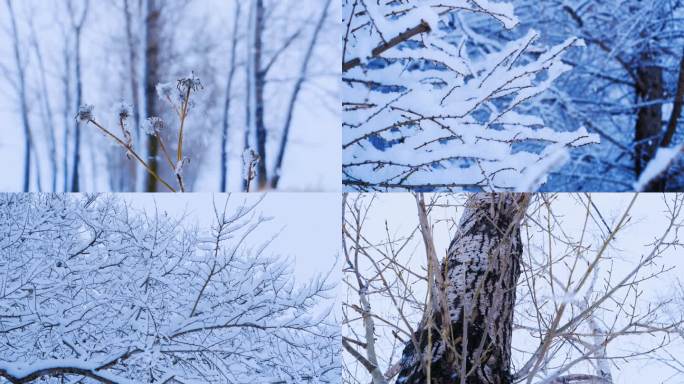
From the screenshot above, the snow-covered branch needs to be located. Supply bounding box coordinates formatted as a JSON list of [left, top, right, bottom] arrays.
[[342, 0, 599, 191], [0, 194, 339, 383]]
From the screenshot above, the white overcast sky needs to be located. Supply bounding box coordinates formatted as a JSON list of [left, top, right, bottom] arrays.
[[121, 192, 341, 280]]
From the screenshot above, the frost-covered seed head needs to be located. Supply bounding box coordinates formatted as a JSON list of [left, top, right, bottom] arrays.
[[114, 101, 133, 121], [143, 117, 165, 136], [156, 82, 175, 101], [177, 71, 203, 93], [77, 104, 94, 122]]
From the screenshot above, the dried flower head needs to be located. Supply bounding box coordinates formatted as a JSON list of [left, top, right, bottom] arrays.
[[77, 104, 94, 122], [143, 117, 165, 136], [114, 101, 133, 121], [177, 71, 203, 93], [156, 82, 175, 101]]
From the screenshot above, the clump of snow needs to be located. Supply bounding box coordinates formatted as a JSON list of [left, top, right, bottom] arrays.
[[634, 145, 683, 191], [175, 157, 190, 177], [517, 148, 569, 192]]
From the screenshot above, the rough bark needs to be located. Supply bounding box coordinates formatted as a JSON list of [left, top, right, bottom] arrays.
[[634, 58, 664, 178], [397, 193, 529, 384]]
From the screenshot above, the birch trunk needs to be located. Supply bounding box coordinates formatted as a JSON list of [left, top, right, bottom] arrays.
[[397, 193, 530, 384]]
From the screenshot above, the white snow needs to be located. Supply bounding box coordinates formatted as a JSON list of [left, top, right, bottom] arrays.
[[634, 145, 683, 191], [343, 0, 598, 191]]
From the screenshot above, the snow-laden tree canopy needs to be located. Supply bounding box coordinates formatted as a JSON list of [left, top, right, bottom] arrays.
[[509, 0, 684, 192], [0, 194, 339, 383], [342, 0, 600, 191]]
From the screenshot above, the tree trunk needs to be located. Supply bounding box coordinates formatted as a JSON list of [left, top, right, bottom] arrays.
[[28, 16, 57, 192], [6, 0, 32, 192], [270, 0, 331, 189], [643, 52, 684, 192], [69, 0, 89, 192], [121, 0, 141, 191], [71, 28, 83, 192], [143, 0, 161, 192], [254, 0, 267, 190], [220, 3, 241, 192], [61, 30, 73, 193], [397, 193, 529, 384], [242, 0, 254, 192], [634, 57, 664, 178]]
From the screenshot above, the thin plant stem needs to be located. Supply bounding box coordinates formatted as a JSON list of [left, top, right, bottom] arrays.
[[177, 87, 192, 162], [156, 132, 185, 192], [156, 133, 176, 171], [165, 95, 181, 118], [177, 174, 186, 193], [88, 119, 176, 192]]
